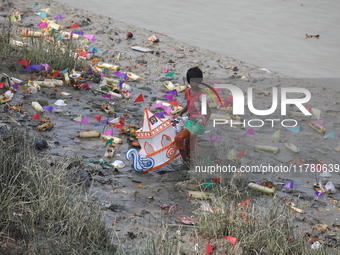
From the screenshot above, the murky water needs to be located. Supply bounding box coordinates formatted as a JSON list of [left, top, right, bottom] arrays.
[[58, 0, 340, 79]]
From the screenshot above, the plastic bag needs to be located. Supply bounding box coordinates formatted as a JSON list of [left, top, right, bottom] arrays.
[[184, 119, 205, 135], [324, 181, 336, 193]]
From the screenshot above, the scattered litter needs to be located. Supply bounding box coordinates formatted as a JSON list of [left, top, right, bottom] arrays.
[[305, 33, 319, 38], [179, 216, 195, 225], [113, 160, 125, 168], [311, 241, 321, 249], [78, 130, 100, 138], [131, 46, 154, 53], [148, 35, 159, 43], [188, 191, 214, 200]]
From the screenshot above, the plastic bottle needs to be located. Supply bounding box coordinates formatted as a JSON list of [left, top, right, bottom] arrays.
[[78, 130, 100, 138], [254, 145, 279, 153], [248, 183, 275, 194], [97, 62, 120, 71], [31, 102, 44, 113]]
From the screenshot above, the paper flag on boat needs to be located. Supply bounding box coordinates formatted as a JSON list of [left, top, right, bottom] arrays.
[[155, 112, 165, 118], [34, 12, 46, 18], [286, 126, 300, 134], [43, 106, 53, 113], [56, 34, 63, 41], [112, 124, 123, 130], [31, 4, 40, 8], [79, 117, 88, 125], [223, 236, 237, 247], [161, 105, 171, 115], [206, 136, 221, 142], [16, 60, 28, 67], [83, 34, 96, 42], [165, 67, 169, 73], [115, 73, 127, 80], [101, 117, 110, 124], [311, 108, 321, 120], [168, 101, 179, 107], [205, 243, 213, 255], [224, 96, 233, 104], [271, 130, 280, 138], [324, 131, 336, 139], [163, 94, 174, 101], [313, 119, 324, 125], [69, 22, 78, 29], [305, 105, 312, 113], [151, 102, 163, 108], [106, 139, 113, 146], [73, 30, 84, 35], [74, 115, 82, 122], [60, 68, 69, 74], [40, 8, 50, 13], [166, 89, 178, 96], [37, 22, 47, 28], [41, 64, 50, 72], [236, 149, 245, 158], [283, 182, 294, 189], [55, 14, 62, 20], [243, 128, 255, 136], [53, 70, 59, 77], [134, 93, 144, 102], [11, 84, 19, 89], [32, 65, 42, 71], [30, 113, 39, 120], [23, 65, 35, 71], [314, 191, 322, 198], [117, 80, 123, 88], [0, 83, 5, 89], [93, 115, 102, 122], [102, 129, 113, 136], [226, 150, 236, 161], [165, 72, 174, 78], [102, 94, 112, 99]]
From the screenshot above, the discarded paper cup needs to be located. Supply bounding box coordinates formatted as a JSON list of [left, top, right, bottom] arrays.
[[54, 99, 67, 106]]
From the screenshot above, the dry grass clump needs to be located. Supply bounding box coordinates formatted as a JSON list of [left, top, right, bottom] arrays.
[[0, 127, 115, 254]]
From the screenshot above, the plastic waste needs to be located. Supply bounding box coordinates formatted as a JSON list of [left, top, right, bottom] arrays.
[[254, 145, 279, 153], [28, 86, 38, 94], [248, 183, 275, 195], [97, 62, 119, 71], [32, 102, 44, 113], [54, 99, 67, 106], [285, 143, 300, 153], [324, 181, 336, 193], [311, 241, 321, 249], [78, 130, 100, 138], [113, 160, 125, 168]]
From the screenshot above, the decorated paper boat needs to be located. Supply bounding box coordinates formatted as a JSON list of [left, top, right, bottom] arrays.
[[0, 95, 12, 104], [308, 121, 325, 134], [285, 143, 300, 153], [163, 81, 186, 93], [126, 72, 141, 81], [102, 103, 115, 114], [126, 108, 180, 172]]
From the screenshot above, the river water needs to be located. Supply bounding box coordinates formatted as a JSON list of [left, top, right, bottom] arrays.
[[58, 0, 340, 79]]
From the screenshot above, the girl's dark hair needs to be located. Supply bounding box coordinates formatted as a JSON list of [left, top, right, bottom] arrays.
[[186, 66, 203, 84]]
